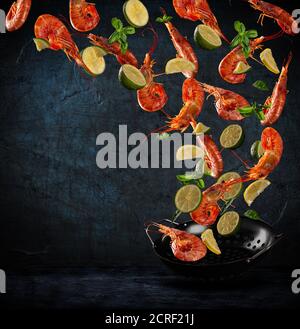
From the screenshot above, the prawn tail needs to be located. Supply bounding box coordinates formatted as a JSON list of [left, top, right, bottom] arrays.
[[261, 30, 283, 43], [284, 51, 293, 70]]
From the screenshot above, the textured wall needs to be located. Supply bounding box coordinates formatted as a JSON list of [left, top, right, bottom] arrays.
[[0, 0, 299, 267]]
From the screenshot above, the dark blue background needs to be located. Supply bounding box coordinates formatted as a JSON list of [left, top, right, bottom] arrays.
[[0, 0, 299, 268]]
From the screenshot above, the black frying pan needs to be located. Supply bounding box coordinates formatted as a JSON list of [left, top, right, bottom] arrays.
[[145, 218, 283, 281]]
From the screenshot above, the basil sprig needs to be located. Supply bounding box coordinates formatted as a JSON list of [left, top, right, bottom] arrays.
[[238, 102, 270, 121], [231, 21, 258, 58], [176, 175, 205, 189], [156, 14, 173, 23], [252, 80, 269, 91], [244, 209, 261, 220], [108, 17, 135, 54]]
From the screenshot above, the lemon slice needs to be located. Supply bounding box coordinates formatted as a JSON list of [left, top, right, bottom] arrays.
[[194, 24, 222, 50], [243, 179, 271, 206], [175, 184, 202, 213], [33, 38, 50, 52], [81, 46, 106, 76], [118, 64, 147, 90], [217, 211, 240, 236], [176, 144, 203, 161], [217, 172, 242, 201], [220, 124, 244, 149], [233, 61, 251, 74], [201, 229, 221, 255], [123, 0, 149, 28], [193, 122, 211, 135], [260, 48, 280, 74], [165, 58, 196, 75]]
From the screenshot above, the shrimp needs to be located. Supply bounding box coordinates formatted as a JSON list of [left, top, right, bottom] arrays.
[[137, 28, 168, 112], [6, 0, 31, 32], [172, 0, 229, 42], [261, 52, 292, 126], [69, 0, 100, 32], [162, 78, 205, 133], [88, 33, 138, 67], [191, 127, 283, 225], [248, 0, 298, 36], [196, 135, 223, 178], [137, 53, 168, 112], [158, 9, 198, 78], [219, 32, 282, 84], [201, 83, 250, 120], [34, 14, 94, 75], [151, 223, 207, 262]]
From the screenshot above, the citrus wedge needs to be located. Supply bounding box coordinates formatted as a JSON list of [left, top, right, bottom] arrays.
[[81, 46, 106, 76], [201, 229, 221, 255], [118, 64, 147, 90], [123, 0, 149, 28], [243, 179, 271, 206], [260, 48, 280, 74], [176, 144, 203, 161], [165, 58, 196, 75], [233, 61, 251, 74], [193, 122, 211, 135], [33, 38, 50, 52], [194, 24, 222, 50]]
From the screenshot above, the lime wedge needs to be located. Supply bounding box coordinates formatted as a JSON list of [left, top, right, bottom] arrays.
[[118, 64, 147, 90], [176, 144, 203, 161], [175, 184, 202, 213], [220, 124, 244, 149], [260, 48, 280, 74], [217, 211, 240, 236], [81, 46, 106, 76], [243, 179, 271, 207], [165, 58, 196, 75], [123, 0, 149, 28], [217, 172, 242, 201], [203, 160, 212, 176], [233, 61, 251, 74], [194, 24, 222, 50], [250, 140, 265, 159], [193, 122, 211, 135], [33, 38, 50, 52], [201, 229, 221, 255]]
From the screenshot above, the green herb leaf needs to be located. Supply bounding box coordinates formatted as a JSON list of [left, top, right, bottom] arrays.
[[238, 106, 254, 117], [108, 31, 120, 44], [156, 14, 172, 23], [230, 35, 241, 48], [196, 179, 205, 189], [109, 18, 136, 54], [246, 29, 258, 38], [234, 20, 243, 33], [252, 80, 269, 91], [123, 26, 136, 35], [244, 209, 261, 220], [111, 17, 123, 31]]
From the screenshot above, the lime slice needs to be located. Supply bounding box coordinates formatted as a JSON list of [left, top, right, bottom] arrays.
[[243, 179, 271, 207], [123, 0, 149, 28], [201, 229, 221, 255], [118, 64, 147, 90], [233, 61, 251, 74], [176, 144, 203, 161], [175, 184, 202, 213], [260, 48, 280, 74], [220, 124, 244, 149], [165, 58, 196, 75], [81, 46, 106, 76], [33, 38, 50, 52], [217, 211, 240, 236], [217, 172, 242, 201], [250, 140, 265, 159], [193, 122, 211, 135], [194, 24, 222, 50]]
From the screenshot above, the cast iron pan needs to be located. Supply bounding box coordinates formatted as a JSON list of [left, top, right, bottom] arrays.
[[145, 218, 283, 281]]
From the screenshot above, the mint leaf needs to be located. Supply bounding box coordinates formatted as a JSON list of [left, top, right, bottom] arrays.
[[244, 209, 261, 220], [253, 80, 269, 91]]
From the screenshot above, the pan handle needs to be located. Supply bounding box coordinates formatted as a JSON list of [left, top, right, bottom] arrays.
[[144, 218, 180, 247], [246, 233, 284, 264]]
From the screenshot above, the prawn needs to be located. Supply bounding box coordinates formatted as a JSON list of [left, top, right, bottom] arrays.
[[248, 0, 298, 36], [34, 14, 94, 75], [191, 127, 283, 225], [158, 9, 198, 78], [6, 0, 31, 32], [69, 0, 100, 32], [201, 83, 250, 120], [172, 0, 229, 42], [219, 32, 282, 84], [137, 28, 168, 112], [261, 52, 292, 126], [196, 134, 223, 179], [149, 223, 207, 262], [159, 78, 205, 133], [88, 33, 138, 67]]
